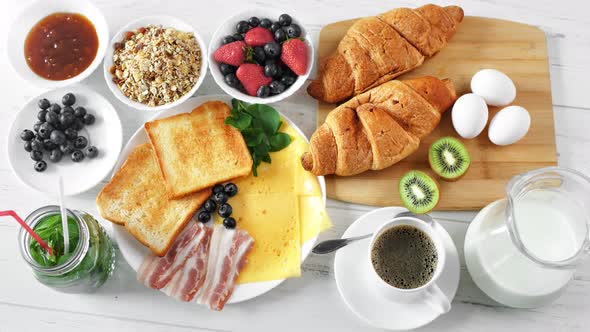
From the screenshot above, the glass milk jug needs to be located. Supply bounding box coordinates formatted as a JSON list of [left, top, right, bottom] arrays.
[[464, 167, 590, 308]]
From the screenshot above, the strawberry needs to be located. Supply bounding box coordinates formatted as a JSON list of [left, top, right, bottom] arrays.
[[280, 38, 308, 76], [236, 63, 272, 96], [244, 27, 274, 47], [214, 41, 249, 67]]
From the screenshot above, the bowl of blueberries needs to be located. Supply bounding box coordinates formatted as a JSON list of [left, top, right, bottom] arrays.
[[208, 9, 314, 104], [7, 86, 122, 195]]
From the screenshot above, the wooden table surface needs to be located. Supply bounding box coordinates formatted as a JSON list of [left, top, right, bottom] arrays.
[[1, 0, 589, 331]]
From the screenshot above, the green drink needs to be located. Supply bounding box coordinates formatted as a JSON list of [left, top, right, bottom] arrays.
[[19, 206, 116, 293]]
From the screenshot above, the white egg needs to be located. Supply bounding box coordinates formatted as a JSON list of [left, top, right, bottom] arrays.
[[471, 69, 516, 106], [452, 93, 489, 139], [488, 105, 531, 146]]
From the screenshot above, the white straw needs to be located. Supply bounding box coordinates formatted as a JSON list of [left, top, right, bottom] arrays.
[[58, 176, 69, 254]]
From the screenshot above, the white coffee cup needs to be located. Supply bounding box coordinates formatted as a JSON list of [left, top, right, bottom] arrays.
[[366, 214, 451, 314]]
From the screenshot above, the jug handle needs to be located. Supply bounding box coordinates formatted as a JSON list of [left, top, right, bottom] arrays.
[[424, 283, 451, 314]]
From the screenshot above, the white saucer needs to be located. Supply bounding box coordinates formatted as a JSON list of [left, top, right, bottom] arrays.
[[334, 207, 460, 330]]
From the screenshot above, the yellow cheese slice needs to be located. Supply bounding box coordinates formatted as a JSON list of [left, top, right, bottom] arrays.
[[299, 195, 333, 244]]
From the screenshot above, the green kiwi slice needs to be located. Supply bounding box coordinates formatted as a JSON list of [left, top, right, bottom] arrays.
[[429, 137, 471, 181], [398, 170, 440, 214]]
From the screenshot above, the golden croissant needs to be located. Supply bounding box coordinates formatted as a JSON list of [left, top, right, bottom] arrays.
[[308, 4, 464, 104], [301, 76, 457, 176]]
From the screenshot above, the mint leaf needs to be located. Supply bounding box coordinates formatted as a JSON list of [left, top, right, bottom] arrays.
[[246, 104, 281, 136], [242, 128, 265, 147], [225, 111, 252, 130], [269, 132, 292, 152]]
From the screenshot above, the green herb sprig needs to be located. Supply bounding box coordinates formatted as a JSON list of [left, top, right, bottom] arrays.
[[29, 215, 79, 266], [225, 99, 292, 176]]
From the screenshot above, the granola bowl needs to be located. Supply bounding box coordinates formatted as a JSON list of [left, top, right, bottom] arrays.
[[103, 16, 208, 111]]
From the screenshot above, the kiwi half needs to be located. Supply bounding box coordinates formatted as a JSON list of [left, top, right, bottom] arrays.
[[398, 170, 440, 214], [429, 137, 471, 181]]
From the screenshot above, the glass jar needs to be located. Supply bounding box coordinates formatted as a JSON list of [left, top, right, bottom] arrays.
[[19, 205, 116, 293]]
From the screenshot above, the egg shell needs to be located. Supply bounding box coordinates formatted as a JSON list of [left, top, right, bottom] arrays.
[[451, 93, 489, 139], [471, 69, 516, 107], [488, 105, 531, 146]]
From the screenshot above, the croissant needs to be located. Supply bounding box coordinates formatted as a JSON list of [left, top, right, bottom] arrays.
[[307, 4, 464, 104], [301, 76, 457, 176]]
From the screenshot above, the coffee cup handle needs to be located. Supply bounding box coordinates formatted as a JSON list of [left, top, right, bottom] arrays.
[[424, 283, 451, 314]]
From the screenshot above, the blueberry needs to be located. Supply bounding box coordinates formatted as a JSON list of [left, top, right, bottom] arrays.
[[270, 81, 287, 95], [74, 107, 87, 118], [60, 141, 75, 154], [64, 128, 78, 140], [38, 98, 50, 110], [30, 139, 43, 152], [278, 14, 292, 26], [38, 123, 54, 139], [33, 121, 43, 132], [218, 203, 233, 218], [43, 139, 57, 151], [286, 24, 302, 38], [223, 217, 236, 229], [49, 130, 66, 145], [62, 93, 76, 106], [260, 18, 272, 29], [253, 47, 266, 65], [224, 183, 238, 197], [224, 73, 240, 88], [222, 35, 235, 45], [60, 112, 76, 127], [264, 42, 281, 58], [213, 191, 228, 204], [45, 111, 59, 124], [274, 28, 286, 43], [30, 150, 43, 161], [197, 211, 211, 223], [264, 62, 279, 77], [62, 105, 74, 114], [232, 33, 244, 41], [74, 136, 88, 149], [236, 20, 250, 34], [20, 129, 34, 141], [49, 149, 62, 163], [71, 150, 84, 162], [257, 85, 270, 98], [48, 103, 61, 113], [281, 75, 296, 86], [24, 141, 32, 152], [37, 110, 48, 122], [82, 114, 95, 125], [270, 22, 282, 33], [219, 63, 236, 76], [248, 16, 260, 27], [213, 184, 225, 194], [203, 198, 217, 213], [73, 119, 85, 130], [85, 146, 98, 158], [34, 160, 47, 172]]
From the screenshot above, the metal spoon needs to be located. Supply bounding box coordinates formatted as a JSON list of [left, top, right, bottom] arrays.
[[312, 211, 434, 255]]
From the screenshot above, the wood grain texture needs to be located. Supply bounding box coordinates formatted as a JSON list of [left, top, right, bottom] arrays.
[[316, 17, 557, 209]]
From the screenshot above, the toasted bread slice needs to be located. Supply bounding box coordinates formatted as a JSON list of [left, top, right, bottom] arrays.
[[96, 143, 209, 256], [145, 101, 252, 198]]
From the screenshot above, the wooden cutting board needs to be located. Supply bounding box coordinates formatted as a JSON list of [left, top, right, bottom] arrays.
[[316, 16, 557, 210]]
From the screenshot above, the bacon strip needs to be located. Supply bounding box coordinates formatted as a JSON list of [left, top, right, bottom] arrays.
[[163, 226, 213, 301], [197, 225, 254, 311], [137, 222, 205, 289]]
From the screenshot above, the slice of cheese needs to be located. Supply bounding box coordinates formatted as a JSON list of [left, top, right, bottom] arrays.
[[299, 195, 333, 244]]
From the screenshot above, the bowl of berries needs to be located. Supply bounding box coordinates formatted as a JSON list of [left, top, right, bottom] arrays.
[[209, 10, 313, 104]]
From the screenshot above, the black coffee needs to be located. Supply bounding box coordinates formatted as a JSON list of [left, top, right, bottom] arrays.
[[371, 225, 438, 289]]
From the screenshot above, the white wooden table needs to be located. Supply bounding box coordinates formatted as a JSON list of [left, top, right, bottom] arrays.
[[1, 0, 590, 331]]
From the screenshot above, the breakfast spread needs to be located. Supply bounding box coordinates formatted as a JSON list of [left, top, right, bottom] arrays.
[[19, 93, 99, 172], [109, 25, 202, 107], [25, 13, 98, 81], [307, 4, 464, 103], [301, 76, 457, 176], [213, 13, 308, 97]]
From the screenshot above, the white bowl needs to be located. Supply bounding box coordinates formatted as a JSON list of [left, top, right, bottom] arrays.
[[103, 16, 208, 112], [208, 9, 314, 104], [6, 0, 109, 89], [7, 86, 122, 196]]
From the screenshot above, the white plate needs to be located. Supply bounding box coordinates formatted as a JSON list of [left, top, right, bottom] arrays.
[[208, 9, 314, 104], [112, 94, 325, 304], [6, 0, 109, 89], [334, 207, 460, 330], [103, 16, 208, 111], [7, 86, 123, 196]]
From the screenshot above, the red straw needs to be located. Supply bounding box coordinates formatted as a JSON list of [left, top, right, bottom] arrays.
[[0, 210, 53, 256]]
